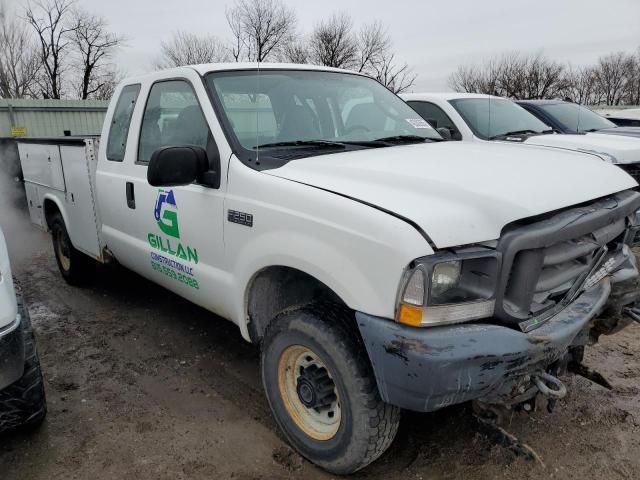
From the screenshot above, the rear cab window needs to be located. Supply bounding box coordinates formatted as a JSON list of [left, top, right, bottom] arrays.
[[106, 84, 141, 161]]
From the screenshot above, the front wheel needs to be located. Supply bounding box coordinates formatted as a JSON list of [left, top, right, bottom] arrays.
[[261, 304, 400, 474]]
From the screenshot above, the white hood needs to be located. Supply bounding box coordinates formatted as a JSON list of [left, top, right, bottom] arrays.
[[267, 141, 637, 248], [524, 133, 640, 164]]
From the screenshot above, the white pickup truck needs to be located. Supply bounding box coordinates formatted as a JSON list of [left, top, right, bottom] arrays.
[[402, 93, 640, 183], [16, 63, 640, 474]]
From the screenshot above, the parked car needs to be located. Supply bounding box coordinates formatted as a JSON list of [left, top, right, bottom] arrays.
[[517, 99, 640, 138], [15, 64, 640, 474], [596, 107, 640, 127], [0, 227, 47, 434], [403, 93, 640, 183]]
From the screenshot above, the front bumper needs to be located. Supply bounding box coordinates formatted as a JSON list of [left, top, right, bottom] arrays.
[[0, 301, 26, 391], [357, 278, 616, 413]]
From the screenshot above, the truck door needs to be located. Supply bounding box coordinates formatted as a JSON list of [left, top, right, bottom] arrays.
[[97, 76, 227, 313]]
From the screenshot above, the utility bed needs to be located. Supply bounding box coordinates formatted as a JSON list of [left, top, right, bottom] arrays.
[[17, 137, 103, 261]]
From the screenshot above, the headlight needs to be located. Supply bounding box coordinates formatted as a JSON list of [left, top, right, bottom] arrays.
[[396, 248, 500, 327]]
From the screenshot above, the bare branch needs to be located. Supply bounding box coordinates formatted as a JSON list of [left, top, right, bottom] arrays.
[[71, 8, 125, 99], [0, 5, 41, 98], [309, 12, 358, 69], [225, 0, 296, 62], [157, 31, 229, 69], [24, 0, 76, 98], [372, 52, 416, 94]]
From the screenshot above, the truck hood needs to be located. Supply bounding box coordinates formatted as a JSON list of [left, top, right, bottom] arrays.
[[266, 141, 637, 248], [523, 133, 640, 164]]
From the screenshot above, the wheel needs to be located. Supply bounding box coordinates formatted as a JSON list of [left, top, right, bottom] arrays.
[[50, 213, 94, 285], [0, 301, 47, 434], [261, 303, 400, 474]]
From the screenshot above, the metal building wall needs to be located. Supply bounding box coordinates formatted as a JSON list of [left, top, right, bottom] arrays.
[[0, 99, 109, 138]]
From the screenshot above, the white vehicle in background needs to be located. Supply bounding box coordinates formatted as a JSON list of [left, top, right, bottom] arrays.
[[0, 227, 46, 433], [13, 64, 640, 473], [402, 93, 640, 183]]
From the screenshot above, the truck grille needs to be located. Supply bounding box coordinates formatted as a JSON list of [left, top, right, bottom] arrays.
[[494, 191, 640, 329], [617, 163, 640, 184]]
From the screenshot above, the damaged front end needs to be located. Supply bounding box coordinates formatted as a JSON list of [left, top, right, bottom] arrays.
[[356, 190, 640, 413]]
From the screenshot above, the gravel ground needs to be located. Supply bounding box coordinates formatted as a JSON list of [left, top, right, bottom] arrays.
[[1, 207, 639, 480]]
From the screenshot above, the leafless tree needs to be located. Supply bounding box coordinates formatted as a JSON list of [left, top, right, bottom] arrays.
[[225, 0, 296, 62], [282, 42, 309, 64], [158, 31, 229, 69], [448, 52, 566, 99], [25, 0, 76, 99], [309, 13, 358, 69], [71, 9, 124, 99], [0, 5, 41, 98], [593, 52, 632, 106], [355, 21, 390, 73], [559, 65, 598, 104], [624, 49, 640, 105], [372, 52, 416, 94]]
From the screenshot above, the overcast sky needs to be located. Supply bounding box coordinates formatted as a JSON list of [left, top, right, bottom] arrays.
[[11, 0, 640, 91]]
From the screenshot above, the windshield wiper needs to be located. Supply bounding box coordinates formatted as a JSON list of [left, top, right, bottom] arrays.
[[372, 135, 434, 144], [252, 140, 347, 150], [488, 129, 540, 140]]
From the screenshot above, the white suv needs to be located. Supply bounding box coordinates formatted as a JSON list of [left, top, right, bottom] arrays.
[[0, 227, 46, 433]]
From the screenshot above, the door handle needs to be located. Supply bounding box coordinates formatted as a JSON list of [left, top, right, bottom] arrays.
[[126, 182, 135, 209]]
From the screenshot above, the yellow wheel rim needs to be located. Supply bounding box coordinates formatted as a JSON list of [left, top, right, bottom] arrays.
[[277, 345, 341, 441], [56, 228, 71, 271]]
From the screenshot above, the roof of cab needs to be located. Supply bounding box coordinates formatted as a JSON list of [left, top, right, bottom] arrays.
[[516, 99, 565, 105], [190, 62, 358, 75], [401, 92, 501, 102], [118, 63, 366, 85]]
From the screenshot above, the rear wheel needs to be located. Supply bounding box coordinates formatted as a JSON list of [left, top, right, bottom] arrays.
[[0, 302, 47, 434], [50, 213, 94, 285], [261, 304, 400, 474]]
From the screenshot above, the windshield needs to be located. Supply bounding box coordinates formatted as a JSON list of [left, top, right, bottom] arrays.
[[538, 102, 616, 133], [205, 69, 441, 162], [449, 98, 550, 140]]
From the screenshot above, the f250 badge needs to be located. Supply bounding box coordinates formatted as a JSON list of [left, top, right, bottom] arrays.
[[228, 209, 253, 227]]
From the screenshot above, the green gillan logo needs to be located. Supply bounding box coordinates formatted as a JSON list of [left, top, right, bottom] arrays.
[[148, 189, 199, 264]]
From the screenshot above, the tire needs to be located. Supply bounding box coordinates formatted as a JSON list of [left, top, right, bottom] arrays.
[[50, 213, 94, 286], [0, 302, 47, 434], [261, 303, 400, 474]]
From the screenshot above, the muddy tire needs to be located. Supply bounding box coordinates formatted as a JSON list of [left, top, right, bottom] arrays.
[[50, 213, 94, 285], [261, 303, 400, 474], [0, 302, 47, 434]]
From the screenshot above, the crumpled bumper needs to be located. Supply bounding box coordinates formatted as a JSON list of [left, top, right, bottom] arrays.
[[0, 301, 26, 391], [357, 278, 615, 413]]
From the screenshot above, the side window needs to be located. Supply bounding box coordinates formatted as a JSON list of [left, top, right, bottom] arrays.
[[408, 101, 461, 140], [138, 80, 211, 163], [106, 84, 141, 161]]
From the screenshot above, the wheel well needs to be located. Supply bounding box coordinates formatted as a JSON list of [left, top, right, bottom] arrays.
[[43, 199, 61, 229], [247, 266, 350, 343]]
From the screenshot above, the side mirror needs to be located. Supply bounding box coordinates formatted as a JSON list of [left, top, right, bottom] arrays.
[[147, 146, 208, 187], [436, 127, 452, 141]]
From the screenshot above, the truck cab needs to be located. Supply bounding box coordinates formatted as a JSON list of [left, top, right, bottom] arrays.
[[17, 64, 640, 474]]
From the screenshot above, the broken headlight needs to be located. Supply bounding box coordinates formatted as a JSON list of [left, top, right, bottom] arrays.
[[396, 248, 500, 327]]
